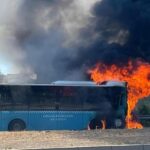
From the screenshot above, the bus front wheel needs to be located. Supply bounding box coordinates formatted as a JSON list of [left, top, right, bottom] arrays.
[[8, 119, 26, 131]]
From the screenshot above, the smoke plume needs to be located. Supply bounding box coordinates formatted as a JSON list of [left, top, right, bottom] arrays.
[[70, 0, 150, 68], [0, 0, 149, 83]]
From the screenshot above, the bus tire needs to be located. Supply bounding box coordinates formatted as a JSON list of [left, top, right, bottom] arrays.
[[89, 118, 103, 129], [8, 119, 26, 131]]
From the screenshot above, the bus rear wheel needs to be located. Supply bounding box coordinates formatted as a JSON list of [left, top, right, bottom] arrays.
[[8, 119, 26, 131], [89, 119, 103, 129]]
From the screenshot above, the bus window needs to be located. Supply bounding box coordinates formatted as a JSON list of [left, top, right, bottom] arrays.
[[84, 87, 112, 111], [109, 87, 122, 109], [58, 86, 83, 110], [0, 86, 12, 110], [28, 86, 56, 110], [10, 86, 29, 110]]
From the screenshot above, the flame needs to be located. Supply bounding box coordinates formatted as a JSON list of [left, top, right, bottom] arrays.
[[88, 60, 150, 129], [101, 120, 106, 129]]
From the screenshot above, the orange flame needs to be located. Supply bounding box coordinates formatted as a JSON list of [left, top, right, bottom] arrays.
[[88, 60, 150, 129], [101, 120, 106, 129]]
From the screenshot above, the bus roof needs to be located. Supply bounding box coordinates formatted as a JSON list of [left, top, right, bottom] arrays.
[[51, 80, 126, 87], [0, 80, 126, 87]]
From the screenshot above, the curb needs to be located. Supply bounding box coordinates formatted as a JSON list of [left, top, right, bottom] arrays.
[[38, 144, 150, 150]]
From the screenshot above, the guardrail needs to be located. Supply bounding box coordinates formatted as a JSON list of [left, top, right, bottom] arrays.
[[138, 115, 150, 120]]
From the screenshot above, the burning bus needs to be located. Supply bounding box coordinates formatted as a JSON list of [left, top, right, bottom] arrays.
[[0, 80, 127, 131]]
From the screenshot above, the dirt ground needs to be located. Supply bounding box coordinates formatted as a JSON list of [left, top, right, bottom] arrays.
[[1, 128, 150, 149]]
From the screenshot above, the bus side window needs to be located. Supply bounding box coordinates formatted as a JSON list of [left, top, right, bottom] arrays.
[[58, 86, 83, 110], [28, 86, 56, 110], [1, 86, 13, 110], [110, 87, 124, 109], [11, 86, 29, 110], [84, 88, 100, 110]]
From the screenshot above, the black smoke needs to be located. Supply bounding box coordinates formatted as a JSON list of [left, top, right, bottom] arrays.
[[2, 0, 150, 83], [69, 0, 150, 70]]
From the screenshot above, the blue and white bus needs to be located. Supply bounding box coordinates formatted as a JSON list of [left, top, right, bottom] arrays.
[[0, 81, 127, 131]]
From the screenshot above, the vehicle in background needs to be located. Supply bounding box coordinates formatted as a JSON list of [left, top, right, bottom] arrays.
[[0, 80, 127, 131], [134, 98, 150, 127]]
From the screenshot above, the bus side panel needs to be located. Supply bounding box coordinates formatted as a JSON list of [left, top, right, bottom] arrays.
[[56, 111, 96, 130], [28, 111, 57, 130], [57, 111, 84, 130], [1, 111, 28, 131], [0, 111, 2, 130], [83, 111, 97, 129]]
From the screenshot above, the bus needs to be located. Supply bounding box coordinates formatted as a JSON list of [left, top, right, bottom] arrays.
[[0, 80, 127, 131]]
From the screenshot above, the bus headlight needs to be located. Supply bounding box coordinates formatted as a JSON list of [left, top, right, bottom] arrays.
[[114, 119, 122, 127]]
